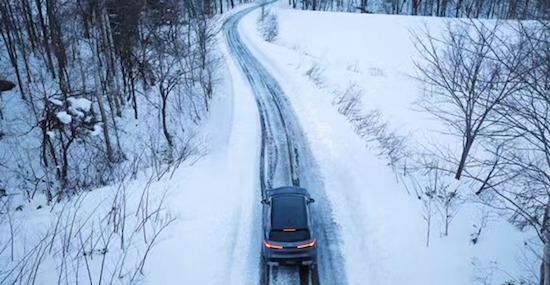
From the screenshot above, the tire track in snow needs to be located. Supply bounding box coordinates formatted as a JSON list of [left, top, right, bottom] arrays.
[[223, 5, 348, 285]]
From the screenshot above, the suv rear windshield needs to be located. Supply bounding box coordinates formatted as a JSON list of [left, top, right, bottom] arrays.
[[269, 229, 310, 242], [271, 195, 308, 230]]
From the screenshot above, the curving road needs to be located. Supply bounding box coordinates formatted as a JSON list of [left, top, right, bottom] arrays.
[[223, 4, 348, 285]]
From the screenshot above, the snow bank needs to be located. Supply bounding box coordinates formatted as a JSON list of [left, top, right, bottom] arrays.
[[145, 4, 262, 285]]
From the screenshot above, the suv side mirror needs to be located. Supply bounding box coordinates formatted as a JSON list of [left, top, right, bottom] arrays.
[[261, 199, 270, 205], [308, 198, 315, 204]]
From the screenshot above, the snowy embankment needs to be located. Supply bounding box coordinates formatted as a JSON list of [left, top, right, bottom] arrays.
[[238, 4, 533, 285], [146, 5, 263, 284], [0, 5, 261, 285]]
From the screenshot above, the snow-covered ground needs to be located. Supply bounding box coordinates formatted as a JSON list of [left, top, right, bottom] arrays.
[[146, 6, 263, 283], [0, 3, 538, 285], [236, 3, 536, 284]]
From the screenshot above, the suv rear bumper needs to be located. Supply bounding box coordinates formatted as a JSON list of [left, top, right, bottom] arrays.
[[263, 247, 317, 266]]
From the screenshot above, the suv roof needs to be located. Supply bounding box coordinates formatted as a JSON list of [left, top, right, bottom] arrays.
[[267, 186, 309, 198]]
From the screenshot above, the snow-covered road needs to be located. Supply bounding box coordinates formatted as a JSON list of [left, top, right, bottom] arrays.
[[223, 5, 348, 285]]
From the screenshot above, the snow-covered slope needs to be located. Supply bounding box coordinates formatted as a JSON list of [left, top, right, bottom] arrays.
[[237, 4, 534, 285], [0, 6, 262, 285], [146, 7, 264, 284]]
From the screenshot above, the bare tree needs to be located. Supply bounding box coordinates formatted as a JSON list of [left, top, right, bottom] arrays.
[[415, 15, 550, 285], [413, 20, 525, 180], [487, 20, 550, 285], [155, 59, 181, 163]]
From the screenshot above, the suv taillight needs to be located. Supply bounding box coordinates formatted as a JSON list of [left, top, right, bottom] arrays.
[[264, 240, 283, 249], [297, 239, 316, 249]]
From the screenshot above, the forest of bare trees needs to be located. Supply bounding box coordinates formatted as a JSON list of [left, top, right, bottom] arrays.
[[0, 1, 253, 283], [294, 0, 549, 19], [409, 12, 550, 285], [0, 0, 251, 204]]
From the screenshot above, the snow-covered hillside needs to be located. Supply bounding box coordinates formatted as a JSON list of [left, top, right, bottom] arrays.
[[236, 2, 537, 284]]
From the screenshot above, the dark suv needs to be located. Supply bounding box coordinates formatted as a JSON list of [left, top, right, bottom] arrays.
[[261, 186, 317, 266]]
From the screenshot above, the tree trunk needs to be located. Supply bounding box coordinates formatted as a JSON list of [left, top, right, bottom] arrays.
[[91, 8, 115, 163], [58, 132, 75, 198], [474, 0, 483, 17], [100, 8, 122, 117], [542, 201, 550, 285], [204, 0, 212, 15], [542, 238, 550, 285], [95, 87, 114, 163], [0, 2, 27, 100], [412, 0, 421, 15], [508, 0, 518, 18], [455, 136, 473, 180], [440, 0, 448, 16], [160, 87, 173, 162], [425, 211, 431, 247], [46, 0, 71, 99], [455, 0, 463, 16], [361, 0, 368, 12], [22, 0, 39, 52], [35, 0, 56, 78]]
